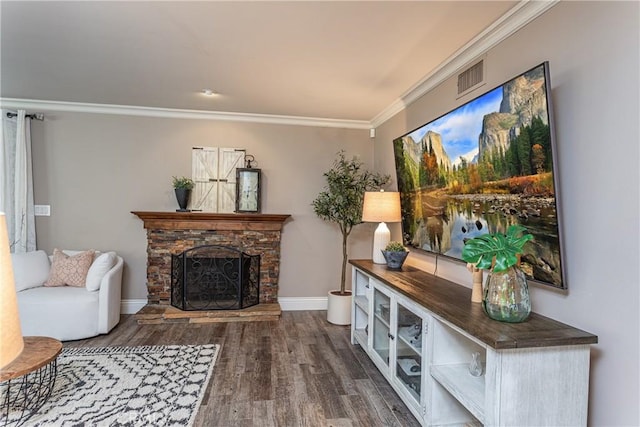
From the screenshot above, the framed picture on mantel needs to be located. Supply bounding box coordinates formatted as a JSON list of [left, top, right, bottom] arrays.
[[235, 168, 261, 213]]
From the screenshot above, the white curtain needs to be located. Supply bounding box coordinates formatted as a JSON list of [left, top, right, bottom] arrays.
[[0, 110, 36, 253]]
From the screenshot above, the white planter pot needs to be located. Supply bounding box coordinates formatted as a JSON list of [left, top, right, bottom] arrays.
[[326, 290, 352, 325]]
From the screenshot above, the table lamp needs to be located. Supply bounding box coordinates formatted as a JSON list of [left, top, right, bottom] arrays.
[[0, 212, 24, 368], [362, 190, 401, 264]]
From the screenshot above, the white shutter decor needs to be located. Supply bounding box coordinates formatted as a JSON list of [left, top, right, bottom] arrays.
[[190, 147, 245, 212], [219, 149, 246, 213]]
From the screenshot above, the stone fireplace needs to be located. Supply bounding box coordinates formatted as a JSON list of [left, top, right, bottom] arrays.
[[132, 212, 290, 309]]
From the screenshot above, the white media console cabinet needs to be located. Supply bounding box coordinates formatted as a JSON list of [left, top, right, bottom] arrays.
[[349, 259, 597, 426]]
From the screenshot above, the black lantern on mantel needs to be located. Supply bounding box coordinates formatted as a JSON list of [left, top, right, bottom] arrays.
[[235, 155, 261, 213]]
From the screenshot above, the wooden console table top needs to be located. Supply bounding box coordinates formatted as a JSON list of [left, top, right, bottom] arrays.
[[0, 337, 62, 382], [350, 259, 598, 350]]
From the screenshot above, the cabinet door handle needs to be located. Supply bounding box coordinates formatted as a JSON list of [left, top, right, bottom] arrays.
[[365, 284, 370, 289], [388, 333, 395, 340]]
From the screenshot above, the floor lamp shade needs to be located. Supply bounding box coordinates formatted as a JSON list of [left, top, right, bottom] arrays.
[[0, 213, 24, 368], [362, 191, 401, 264]]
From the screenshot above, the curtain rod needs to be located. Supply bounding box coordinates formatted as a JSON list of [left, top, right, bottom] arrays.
[[6, 112, 44, 121]]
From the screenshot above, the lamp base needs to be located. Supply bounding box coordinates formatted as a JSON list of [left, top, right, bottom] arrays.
[[372, 222, 390, 264]]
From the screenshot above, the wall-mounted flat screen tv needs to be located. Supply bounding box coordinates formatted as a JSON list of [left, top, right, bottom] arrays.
[[392, 62, 566, 289]]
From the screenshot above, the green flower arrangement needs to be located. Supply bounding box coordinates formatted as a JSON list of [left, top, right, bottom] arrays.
[[461, 225, 533, 272], [172, 176, 194, 190], [384, 241, 407, 252]]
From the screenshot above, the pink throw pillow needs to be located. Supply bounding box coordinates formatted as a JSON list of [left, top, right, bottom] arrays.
[[44, 249, 96, 287]]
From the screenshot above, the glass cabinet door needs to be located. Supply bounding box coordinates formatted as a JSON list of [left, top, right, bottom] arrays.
[[394, 302, 424, 404], [351, 269, 371, 347], [372, 288, 391, 365]]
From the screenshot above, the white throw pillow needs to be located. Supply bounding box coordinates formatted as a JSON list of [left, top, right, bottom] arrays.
[[85, 251, 117, 291], [11, 250, 51, 292]]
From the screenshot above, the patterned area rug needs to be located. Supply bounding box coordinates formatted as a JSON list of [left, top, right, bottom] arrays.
[[5, 344, 219, 426]]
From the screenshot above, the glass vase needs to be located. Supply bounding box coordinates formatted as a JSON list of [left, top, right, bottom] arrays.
[[483, 266, 531, 323]]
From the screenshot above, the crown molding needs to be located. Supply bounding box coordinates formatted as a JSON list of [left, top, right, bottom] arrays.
[[1, 1, 557, 132], [0, 98, 370, 130], [370, 0, 559, 129]]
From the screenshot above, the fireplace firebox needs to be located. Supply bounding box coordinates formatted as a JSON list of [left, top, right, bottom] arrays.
[[171, 245, 260, 311]]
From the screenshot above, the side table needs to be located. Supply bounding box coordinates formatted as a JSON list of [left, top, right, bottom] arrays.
[[0, 337, 62, 427]]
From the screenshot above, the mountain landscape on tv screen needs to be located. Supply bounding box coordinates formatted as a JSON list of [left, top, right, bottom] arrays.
[[393, 64, 564, 288]]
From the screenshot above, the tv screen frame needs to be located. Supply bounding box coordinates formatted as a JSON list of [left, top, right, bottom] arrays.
[[392, 61, 566, 289]]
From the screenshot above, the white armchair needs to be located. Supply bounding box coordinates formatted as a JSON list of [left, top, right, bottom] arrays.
[[11, 249, 124, 341]]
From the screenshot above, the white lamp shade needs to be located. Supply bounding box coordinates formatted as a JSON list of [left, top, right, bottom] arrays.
[[0, 213, 24, 368], [362, 191, 401, 223]]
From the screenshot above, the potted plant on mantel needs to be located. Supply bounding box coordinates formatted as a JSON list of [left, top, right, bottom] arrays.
[[461, 224, 534, 323], [312, 151, 389, 325], [172, 176, 194, 212]]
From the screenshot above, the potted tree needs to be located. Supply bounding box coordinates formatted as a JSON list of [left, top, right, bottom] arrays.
[[461, 224, 534, 322], [172, 176, 194, 212], [312, 151, 389, 325]]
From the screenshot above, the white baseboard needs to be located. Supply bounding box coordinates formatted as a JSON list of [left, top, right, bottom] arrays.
[[121, 299, 147, 314], [121, 297, 329, 314], [278, 297, 327, 311]]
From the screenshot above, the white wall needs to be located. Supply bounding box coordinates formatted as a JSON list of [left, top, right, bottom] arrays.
[[373, 2, 639, 425], [30, 114, 377, 302]]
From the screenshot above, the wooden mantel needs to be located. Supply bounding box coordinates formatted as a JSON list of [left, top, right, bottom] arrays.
[[131, 211, 290, 231]]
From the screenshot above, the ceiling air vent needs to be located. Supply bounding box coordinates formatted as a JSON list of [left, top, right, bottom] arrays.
[[457, 59, 484, 96]]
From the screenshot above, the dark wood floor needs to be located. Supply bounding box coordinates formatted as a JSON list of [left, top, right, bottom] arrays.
[[66, 311, 421, 427]]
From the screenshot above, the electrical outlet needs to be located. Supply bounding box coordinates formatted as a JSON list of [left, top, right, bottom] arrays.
[[34, 205, 50, 216]]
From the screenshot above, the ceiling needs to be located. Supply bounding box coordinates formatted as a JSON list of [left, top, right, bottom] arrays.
[[1, 1, 519, 123]]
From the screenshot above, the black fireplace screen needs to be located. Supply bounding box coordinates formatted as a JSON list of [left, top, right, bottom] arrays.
[[171, 245, 260, 310]]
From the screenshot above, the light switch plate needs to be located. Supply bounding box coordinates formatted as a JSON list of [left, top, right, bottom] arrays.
[[34, 205, 50, 216]]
